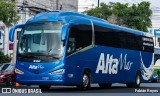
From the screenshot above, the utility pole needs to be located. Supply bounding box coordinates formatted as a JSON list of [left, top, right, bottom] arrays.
[[98, 0, 100, 7], [13, 30, 17, 63], [60, 4, 62, 10], [13, 0, 28, 63], [22, 0, 28, 24], [50, 0, 54, 10], [56, 0, 58, 10]]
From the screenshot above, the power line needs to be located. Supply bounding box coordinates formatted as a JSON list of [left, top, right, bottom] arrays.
[[79, 5, 94, 6], [143, 0, 160, 9], [140, 0, 160, 9], [132, 0, 139, 4], [123, 0, 132, 5]]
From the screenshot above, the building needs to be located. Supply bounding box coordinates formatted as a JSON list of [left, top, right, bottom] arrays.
[[78, 0, 96, 13], [0, 22, 5, 52], [16, 0, 78, 24], [1, 0, 78, 60], [149, 8, 160, 48]]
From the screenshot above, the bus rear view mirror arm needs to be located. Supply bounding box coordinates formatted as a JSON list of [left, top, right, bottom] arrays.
[[61, 24, 68, 41], [9, 24, 24, 42]]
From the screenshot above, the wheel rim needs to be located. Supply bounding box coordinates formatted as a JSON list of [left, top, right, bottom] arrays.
[[136, 75, 140, 85], [83, 74, 89, 88], [8, 78, 13, 85]]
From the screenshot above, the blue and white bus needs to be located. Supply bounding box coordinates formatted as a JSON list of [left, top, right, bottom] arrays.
[[9, 11, 154, 90]]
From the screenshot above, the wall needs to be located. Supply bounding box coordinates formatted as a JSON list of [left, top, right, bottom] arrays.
[[0, 30, 4, 50]]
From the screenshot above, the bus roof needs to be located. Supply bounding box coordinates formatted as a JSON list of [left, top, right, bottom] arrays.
[[26, 10, 108, 24], [95, 21, 153, 36], [26, 10, 152, 37]]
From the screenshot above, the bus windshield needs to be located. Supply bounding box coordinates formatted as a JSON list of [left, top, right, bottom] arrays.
[[18, 21, 64, 57]]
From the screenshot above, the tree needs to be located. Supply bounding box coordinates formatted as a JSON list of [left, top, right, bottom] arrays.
[[0, 0, 19, 63], [85, 1, 152, 32], [0, 0, 20, 27], [0, 51, 11, 64], [84, 3, 112, 21], [127, 2, 152, 32], [111, 2, 129, 26]]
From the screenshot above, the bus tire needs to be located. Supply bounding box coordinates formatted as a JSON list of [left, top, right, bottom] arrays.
[[77, 71, 91, 90], [39, 85, 51, 91], [99, 83, 112, 88], [127, 72, 141, 88]]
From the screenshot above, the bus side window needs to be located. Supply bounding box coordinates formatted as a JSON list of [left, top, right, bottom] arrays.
[[67, 38, 76, 55], [67, 25, 92, 56]]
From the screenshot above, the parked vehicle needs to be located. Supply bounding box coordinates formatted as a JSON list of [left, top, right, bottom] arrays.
[[152, 56, 160, 82], [0, 64, 2, 70], [0, 63, 15, 86]]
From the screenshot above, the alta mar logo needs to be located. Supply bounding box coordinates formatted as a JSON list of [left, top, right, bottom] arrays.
[[96, 53, 133, 74], [29, 65, 44, 69]]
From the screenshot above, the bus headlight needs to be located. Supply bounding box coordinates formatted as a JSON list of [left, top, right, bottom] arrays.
[[15, 68, 24, 74], [50, 69, 65, 74]]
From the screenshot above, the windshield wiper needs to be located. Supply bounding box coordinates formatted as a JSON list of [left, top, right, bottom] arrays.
[[18, 54, 37, 58], [45, 54, 62, 59], [48, 48, 53, 55], [40, 29, 45, 45]]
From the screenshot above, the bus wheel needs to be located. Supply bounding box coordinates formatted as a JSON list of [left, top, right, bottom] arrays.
[[39, 85, 51, 91], [77, 72, 91, 90], [99, 83, 112, 88], [127, 72, 141, 88]]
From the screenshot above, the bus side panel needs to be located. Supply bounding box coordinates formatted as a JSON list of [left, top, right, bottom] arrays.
[[65, 48, 96, 84], [91, 46, 141, 83], [140, 52, 154, 82], [65, 45, 153, 84], [65, 54, 81, 84]]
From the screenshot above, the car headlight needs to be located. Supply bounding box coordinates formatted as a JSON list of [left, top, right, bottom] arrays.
[[15, 68, 24, 74], [50, 69, 65, 74], [0, 75, 4, 78]]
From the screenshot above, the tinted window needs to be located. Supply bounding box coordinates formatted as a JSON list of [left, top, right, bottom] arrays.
[[94, 25, 120, 48], [126, 33, 138, 50], [0, 31, 1, 39], [67, 25, 92, 55], [4, 65, 14, 72], [95, 25, 124, 48], [1, 64, 10, 71], [94, 25, 154, 52], [141, 36, 154, 52]]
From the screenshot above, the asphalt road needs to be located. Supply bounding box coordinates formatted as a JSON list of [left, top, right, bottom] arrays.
[[0, 83, 160, 96]]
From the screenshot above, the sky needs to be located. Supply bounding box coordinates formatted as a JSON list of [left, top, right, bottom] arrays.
[[78, 0, 160, 29], [78, 0, 160, 12]]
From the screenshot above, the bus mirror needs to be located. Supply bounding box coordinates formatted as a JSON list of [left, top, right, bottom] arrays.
[[61, 25, 68, 41], [9, 24, 24, 42]]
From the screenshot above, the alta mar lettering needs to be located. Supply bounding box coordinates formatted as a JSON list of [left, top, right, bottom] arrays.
[[29, 65, 44, 69], [95, 53, 133, 74]]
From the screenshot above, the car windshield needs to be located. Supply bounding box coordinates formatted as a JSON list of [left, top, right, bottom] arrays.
[[17, 21, 64, 57], [4, 65, 14, 72], [0, 64, 14, 72]]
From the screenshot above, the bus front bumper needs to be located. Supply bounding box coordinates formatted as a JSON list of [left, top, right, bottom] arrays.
[[16, 74, 66, 85]]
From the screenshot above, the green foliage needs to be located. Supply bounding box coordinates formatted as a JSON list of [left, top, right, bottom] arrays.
[[84, 3, 112, 20], [0, 0, 20, 27], [111, 2, 129, 25], [0, 51, 11, 64], [85, 1, 152, 32]]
